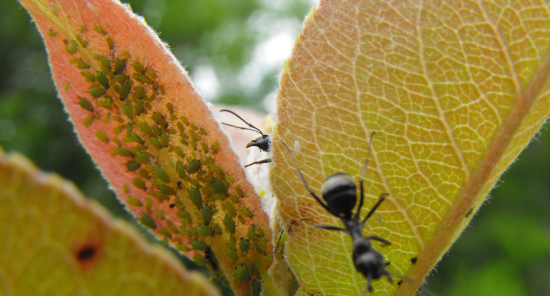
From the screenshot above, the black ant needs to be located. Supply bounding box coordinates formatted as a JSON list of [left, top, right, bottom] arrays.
[[282, 132, 393, 293], [219, 109, 272, 167]]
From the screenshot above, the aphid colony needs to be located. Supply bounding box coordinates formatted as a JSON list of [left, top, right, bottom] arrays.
[[60, 24, 269, 284]]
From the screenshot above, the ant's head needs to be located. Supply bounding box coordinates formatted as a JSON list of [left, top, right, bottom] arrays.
[[246, 134, 271, 152], [321, 173, 357, 218]]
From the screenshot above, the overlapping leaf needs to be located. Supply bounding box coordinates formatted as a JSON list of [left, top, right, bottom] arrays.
[[271, 0, 550, 295], [0, 147, 219, 296], [18, 0, 272, 294]]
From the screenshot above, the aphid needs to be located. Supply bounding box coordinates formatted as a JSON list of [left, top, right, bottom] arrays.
[[219, 109, 271, 167], [282, 132, 392, 293]]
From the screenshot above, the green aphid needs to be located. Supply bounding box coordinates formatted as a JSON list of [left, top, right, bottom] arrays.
[[236, 187, 244, 198], [132, 177, 147, 191], [115, 74, 129, 84], [106, 37, 114, 49], [139, 213, 156, 229], [69, 58, 79, 64], [257, 243, 267, 254], [213, 224, 222, 235], [75, 34, 83, 44], [180, 130, 189, 141], [177, 244, 190, 252], [223, 215, 236, 234], [189, 129, 201, 141], [239, 206, 253, 218], [81, 71, 95, 82], [160, 133, 169, 147], [127, 196, 143, 207], [189, 188, 202, 209], [150, 137, 162, 149], [140, 122, 154, 136], [48, 28, 57, 37], [94, 55, 111, 71], [159, 185, 176, 196], [134, 74, 153, 84], [190, 123, 198, 130], [158, 227, 172, 238], [80, 25, 87, 33], [224, 201, 237, 217], [211, 142, 220, 154], [191, 240, 206, 251], [155, 168, 170, 183], [200, 205, 213, 225], [95, 72, 110, 89], [136, 151, 152, 161], [146, 67, 157, 78], [138, 169, 149, 179], [132, 60, 145, 74], [227, 250, 238, 261], [247, 225, 256, 240], [208, 164, 223, 176], [78, 97, 94, 112], [227, 235, 237, 250], [187, 159, 201, 174], [112, 138, 122, 147], [152, 112, 168, 128], [126, 161, 140, 171], [95, 131, 109, 143], [148, 93, 156, 102], [89, 85, 106, 99], [237, 215, 246, 224], [104, 112, 111, 123], [226, 175, 234, 184], [100, 97, 112, 109], [212, 179, 228, 195], [159, 86, 166, 95], [176, 122, 184, 132], [251, 280, 262, 296], [113, 126, 124, 136], [76, 60, 90, 69], [134, 85, 145, 99], [152, 125, 162, 136], [123, 101, 133, 117], [175, 146, 185, 158], [94, 25, 106, 35], [113, 115, 124, 123], [240, 238, 250, 253], [180, 115, 190, 126], [231, 266, 250, 282], [67, 40, 78, 54], [118, 147, 133, 158], [201, 142, 208, 153], [144, 197, 153, 209], [130, 133, 144, 144], [152, 191, 168, 202], [196, 225, 213, 236], [135, 100, 144, 116], [199, 129, 206, 136], [114, 59, 127, 74], [166, 102, 173, 113], [176, 163, 189, 180], [118, 83, 131, 101], [194, 254, 206, 266], [168, 223, 179, 234]]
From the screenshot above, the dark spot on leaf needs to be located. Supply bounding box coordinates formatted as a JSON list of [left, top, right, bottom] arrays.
[[411, 256, 418, 264], [397, 280, 403, 286], [78, 246, 96, 260], [466, 207, 473, 218], [169, 203, 175, 208]]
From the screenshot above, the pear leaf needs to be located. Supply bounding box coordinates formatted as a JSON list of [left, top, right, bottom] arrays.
[[271, 0, 550, 295]]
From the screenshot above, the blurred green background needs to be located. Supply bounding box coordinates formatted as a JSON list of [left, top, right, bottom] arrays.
[[1, 0, 549, 295]]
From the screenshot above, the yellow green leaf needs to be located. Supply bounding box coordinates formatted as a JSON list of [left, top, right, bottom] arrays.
[[271, 1, 550, 295], [0, 147, 219, 296], [18, 0, 273, 293]]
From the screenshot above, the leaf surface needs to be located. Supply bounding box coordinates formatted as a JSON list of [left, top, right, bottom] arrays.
[[17, 0, 272, 293], [0, 147, 219, 296], [271, 0, 550, 295]]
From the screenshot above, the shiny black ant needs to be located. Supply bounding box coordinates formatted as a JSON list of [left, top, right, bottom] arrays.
[[282, 132, 393, 293], [219, 109, 271, 167]]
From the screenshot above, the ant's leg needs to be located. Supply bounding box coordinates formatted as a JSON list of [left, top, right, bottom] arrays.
[[367, 273, 374, 292], [361, 193, 388, 224], [244, 158, 272, 167], [365, 236, 391, 246], [355, 132, 376, 221], [383, 270, 393, 283], [281, 141, 340, 217], [314, 225, 346, 232]]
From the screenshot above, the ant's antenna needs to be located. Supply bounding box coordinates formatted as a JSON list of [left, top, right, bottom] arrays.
[[355, 132, 376, 221], [219, 109, 265, 136]]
